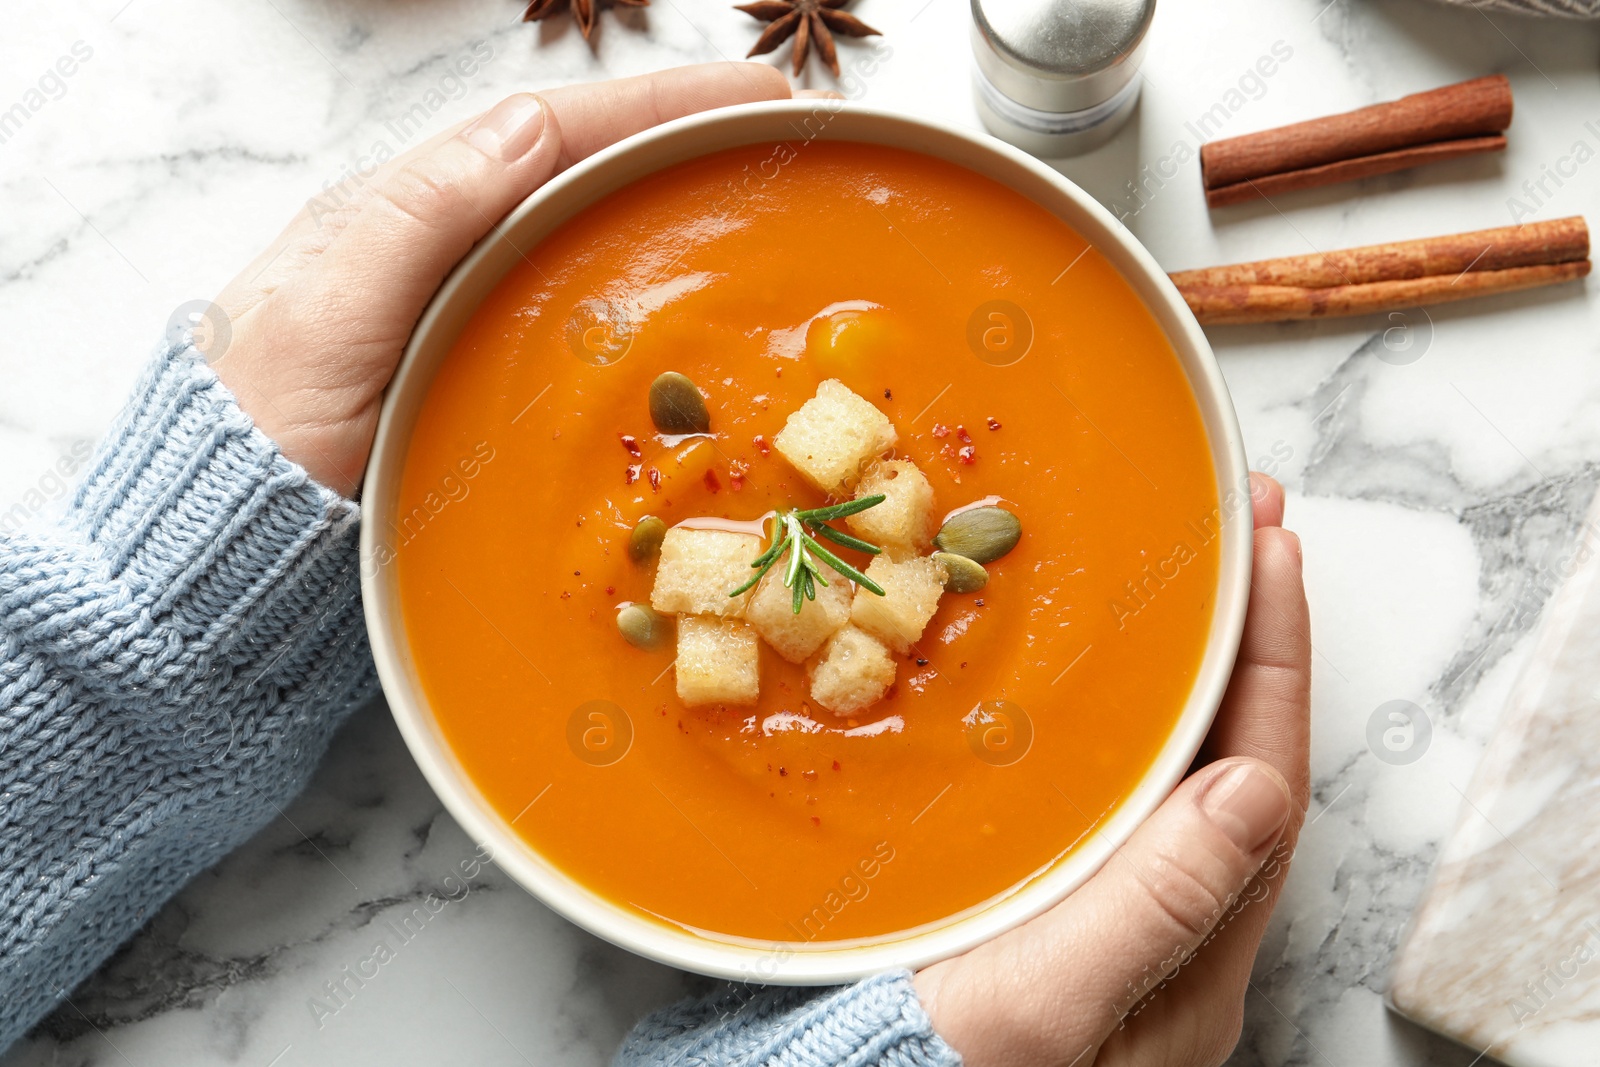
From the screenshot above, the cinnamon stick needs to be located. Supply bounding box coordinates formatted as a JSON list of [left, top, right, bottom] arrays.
[[1200, 75, 1513, 207], [1204, 136, 1506, 209], [1171, 217, 1589, 325], [1172, 217, 1588, 289], [1179, 263, 1589, 326]]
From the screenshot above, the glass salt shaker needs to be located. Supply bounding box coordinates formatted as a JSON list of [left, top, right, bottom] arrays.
[[971, 0, 1155, 158]]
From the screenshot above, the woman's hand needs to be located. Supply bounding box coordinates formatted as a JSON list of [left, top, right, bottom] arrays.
[[206, 63, 791, 497], [915, 473, 1311, 1067]]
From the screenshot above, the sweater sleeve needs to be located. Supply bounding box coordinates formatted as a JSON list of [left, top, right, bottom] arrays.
[[0, 342, 957, 1065], [0, 342, 377, 1050], [613, 971, 962, 1067]]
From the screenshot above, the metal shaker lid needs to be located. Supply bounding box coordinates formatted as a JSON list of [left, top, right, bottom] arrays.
[[971, 0, 1155, 114]]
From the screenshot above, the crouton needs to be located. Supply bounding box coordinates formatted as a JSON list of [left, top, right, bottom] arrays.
[[847, 459, 936, 555], [773, 379, 897, 495], [651, 527, 762, 617], [747, 561, 853, 664], [675, 616, 760, 706], [808, 625, 897, 716], [850, 554, 946, 654]]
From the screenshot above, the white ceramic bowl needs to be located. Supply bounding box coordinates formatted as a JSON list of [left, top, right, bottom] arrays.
[[361, 99, 1252, 985]]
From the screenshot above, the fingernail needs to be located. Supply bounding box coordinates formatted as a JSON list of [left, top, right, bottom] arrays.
[[465, 93, 547, 162], [1286, 531, 1303, 572], [1200, 762, 1290, 856]]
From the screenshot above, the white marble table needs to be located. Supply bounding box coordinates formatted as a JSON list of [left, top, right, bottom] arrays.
[[5, 0, 1600, 1064]]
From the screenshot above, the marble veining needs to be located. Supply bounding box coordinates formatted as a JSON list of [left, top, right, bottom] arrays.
[[1390, 489, 1600, 1065], [6, 0, 1600, 1065]]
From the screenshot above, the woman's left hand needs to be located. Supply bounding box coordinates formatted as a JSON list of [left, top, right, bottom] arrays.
[[207, 63, 791, 497]]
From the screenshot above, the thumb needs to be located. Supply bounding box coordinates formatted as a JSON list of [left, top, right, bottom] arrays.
[[287, 91, 568, 346], [917, 758, 1291, 1065], [1065, 758, 1293, 1022], [275, 60, 794, 347], [214, 94, 566, 494]]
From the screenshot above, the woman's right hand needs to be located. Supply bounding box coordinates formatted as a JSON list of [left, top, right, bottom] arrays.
[[915, 473, 1311, 1066]]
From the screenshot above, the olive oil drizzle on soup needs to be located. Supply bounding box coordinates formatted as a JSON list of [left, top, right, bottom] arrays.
[[397, 141, 1220, 942]]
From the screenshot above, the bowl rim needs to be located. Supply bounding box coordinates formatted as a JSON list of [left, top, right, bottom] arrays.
[[360, 97, 1252, 985]]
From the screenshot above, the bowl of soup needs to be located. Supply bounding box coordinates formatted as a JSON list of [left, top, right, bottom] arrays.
[[360, 99, 1252, 984]]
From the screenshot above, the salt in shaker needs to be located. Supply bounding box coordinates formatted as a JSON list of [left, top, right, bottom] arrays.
[[970, 0, 1156, 157]]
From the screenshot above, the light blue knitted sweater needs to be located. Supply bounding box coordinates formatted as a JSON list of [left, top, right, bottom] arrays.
[[0, 344, 961, 1066]]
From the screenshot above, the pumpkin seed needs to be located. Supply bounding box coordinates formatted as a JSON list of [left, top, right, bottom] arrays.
[[935, 552, 988, 593], [933, 506, 1021, 564], [616, 603, 668, 650], [648, 371, 710, 434], [629, 515, 668, 562]]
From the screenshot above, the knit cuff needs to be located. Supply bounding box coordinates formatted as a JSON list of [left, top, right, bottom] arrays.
[[614, 970, 962, 1067], [28, 341, 362, 709], [0, 341, 377, 1050]]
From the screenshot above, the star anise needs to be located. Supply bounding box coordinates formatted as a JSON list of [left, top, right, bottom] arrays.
[[522, 0, 649, 42], [735, 0, 880, 78]]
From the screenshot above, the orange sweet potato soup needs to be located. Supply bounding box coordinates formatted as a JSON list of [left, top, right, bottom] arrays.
[[396, 139, 1220, 944]]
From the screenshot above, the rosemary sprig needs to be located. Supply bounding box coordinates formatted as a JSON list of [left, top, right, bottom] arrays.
[[728, 495, 888, 613]]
